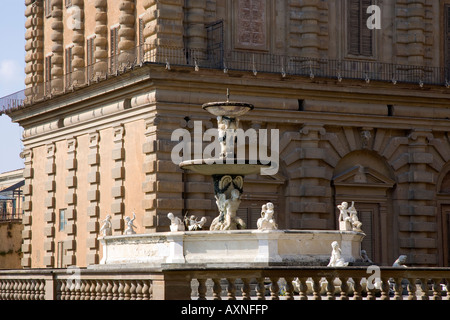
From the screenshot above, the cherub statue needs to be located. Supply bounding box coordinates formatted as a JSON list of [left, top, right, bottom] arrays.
[[124, 212, 137, 235], [348, 201, 363, 233], [100, 214, 112, 237], [167, 212, 185, 232], [337, 201, 352, 231], [257, 202, 278, 230], [327, 241, 348, 267], [393, 255, 408, 268], [185, 215, 207, 231]]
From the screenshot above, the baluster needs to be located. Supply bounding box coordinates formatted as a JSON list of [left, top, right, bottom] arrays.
[[295, 277, 308, 301], [311, 277, 321, 300], [0, 280, 4, 300], [101, 281, 108, 300], [352, 277, 362, 300], [284, 277, 295, 301], [74, 280, 81, 300], [212, 278, 222, 300], [59, 280, 66, 301], [419, 278, 429, 300], [90, 280, 98, 300], [95, 280, 102, 300], [5, 280, 11, 300], [136, 281, 143, 300], [124, 281, 131, 300], [83, 280, 91, 301], [130, 281, 136, 300], [380, 278, 390, 300], [118, 280, 125, 300], [24, 281, 31, 300], [407, 278, 417, 300], [39, 280, 45, 301], [256, 278, 266, 300], [241, 278, 252, 300], [69, 279, 76, 300], [325, 276, 335, 300], [112, 280, 119, 300], [339, 277, 349, 300], [142, 281, 150, 300], [106, 280, 113, 300], [16, 280, 22, 300], [226, 278, 236, 300], [269, 277, 280, 300], [366, 277, 376, 301], [393, 278, 403, 300], [80, 281, 86, 300], [197, 278, 207, 300], [432, 278, 442, 301]]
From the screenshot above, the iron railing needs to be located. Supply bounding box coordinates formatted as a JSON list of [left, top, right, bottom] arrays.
[[1, 44, 450, 115], [0, 210, 22, 222]]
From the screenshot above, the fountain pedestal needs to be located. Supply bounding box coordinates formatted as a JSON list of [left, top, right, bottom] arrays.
[[95, 230, 365, 269]]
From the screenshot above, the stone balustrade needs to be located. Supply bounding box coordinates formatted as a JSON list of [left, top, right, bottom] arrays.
[[0, 267, 448, 300]]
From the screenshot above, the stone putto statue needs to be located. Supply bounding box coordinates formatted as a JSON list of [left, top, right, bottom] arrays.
[[167, 212, 185, 232], [124, 212, 137, 235], [393, 255, 408, 267], [327, 241, 349, 267], [338, 201, 363, 233], [185, 215, 207, 231], [100, 214, 112, 237], [257, 202, 278, 230]]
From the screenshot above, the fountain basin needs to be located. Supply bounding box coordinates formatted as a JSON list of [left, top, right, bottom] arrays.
[[95, 230, 365, 269], [202, 101, 254, 117], [179, 158, 270, 175]]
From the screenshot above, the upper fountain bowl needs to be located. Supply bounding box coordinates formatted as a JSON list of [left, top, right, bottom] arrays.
[[202, 101, 254, 117]]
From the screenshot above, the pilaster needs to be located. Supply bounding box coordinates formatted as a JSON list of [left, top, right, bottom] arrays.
[[86, 131, 100, 265], [64, 138, 77, 267], [44, 144, 56, 267], [93, 0, 108, 75], [112, 125, 126, 235], [50, 0, 64, 93], [21, 149, 34, 268], [71, 0, 85, 86], [24, 0, 44, 101]]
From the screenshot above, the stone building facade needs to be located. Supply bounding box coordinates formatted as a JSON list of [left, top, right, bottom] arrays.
[[6, 0, 450, 268]]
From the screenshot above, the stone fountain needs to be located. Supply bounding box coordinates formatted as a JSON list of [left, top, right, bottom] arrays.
[[94, 95, 366, 269]]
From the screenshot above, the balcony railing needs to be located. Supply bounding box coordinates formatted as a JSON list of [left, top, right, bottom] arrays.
[[1, 44, 450, 115], [0, 266, 448, 300], [0, 209, 22, 222]]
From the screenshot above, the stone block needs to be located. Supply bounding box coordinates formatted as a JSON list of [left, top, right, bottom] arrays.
[[111, 185, 125, 198], [88, 153, 100, 165], [111, 202, 124, 214], [111, 166, 125, 179], [112, 147, 125, 160], [88, 171, 100, 184], [45, 180, 56, 192], [87, 205, 99, 217], [44, 211, 55, 223], [87, 189, 100, 202], [43, 239, 54, 252], [87, 221, 99, 233]]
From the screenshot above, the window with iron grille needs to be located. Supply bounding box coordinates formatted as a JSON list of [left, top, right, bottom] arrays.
[[45, 0, 52, 17], [446, 5, 450, 80], [65, 46, 73, 86], [45, 54, 52, 94], [347, 0, 374, 57], [110, 26, 120, 73], [87, 36, 96, 79]]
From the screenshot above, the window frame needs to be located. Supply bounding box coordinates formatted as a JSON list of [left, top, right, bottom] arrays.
[[345, 0, 377, 60]]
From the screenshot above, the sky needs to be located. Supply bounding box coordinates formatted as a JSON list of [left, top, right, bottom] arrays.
[[0, 1, 26, 173]]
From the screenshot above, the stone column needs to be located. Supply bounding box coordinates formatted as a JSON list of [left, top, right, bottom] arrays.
[[24, 0, 44, 102], [111, 125, 126, 235], [64, 138, 77, 267], [21, 149, 34, 268], [71, 0, 85, 86], [185, 0, 207, 50], [50, 0, 64, 93], [142, 0, 184, 63], [86, 132, 100, 265], [44, 144, 56, 267], [93, 0, 108, 76], [118, 0, 136, 67]]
